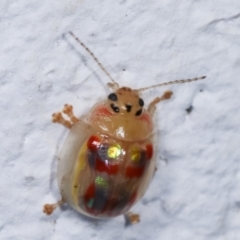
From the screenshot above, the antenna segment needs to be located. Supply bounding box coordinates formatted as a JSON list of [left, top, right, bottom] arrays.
[[68, 32, 205, 91], [137, 76, 206, 92], [69, 31, 117, 84]]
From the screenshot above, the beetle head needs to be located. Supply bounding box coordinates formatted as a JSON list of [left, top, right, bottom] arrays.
[[107, 87, 144, 116]]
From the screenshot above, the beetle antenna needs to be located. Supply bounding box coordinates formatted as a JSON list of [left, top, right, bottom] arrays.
[[137, 76, 206, 92], [69, 31, 118, 87]]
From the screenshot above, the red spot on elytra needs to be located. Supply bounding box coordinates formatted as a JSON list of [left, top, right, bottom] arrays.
[[95, 158, 119, 175], [87, 135, 100, 151], [125, 144, 153, 178], [125, 166, 145, 178], [84, 183, 95, 201], [84, 183, 104, 215], [145, 144, 153, 160]]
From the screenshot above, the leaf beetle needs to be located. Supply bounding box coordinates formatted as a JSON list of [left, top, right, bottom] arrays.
[[43, 32, 205, 224]]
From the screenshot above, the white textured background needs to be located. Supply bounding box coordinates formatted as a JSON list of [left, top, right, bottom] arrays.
[[1, 0, 240, 239]]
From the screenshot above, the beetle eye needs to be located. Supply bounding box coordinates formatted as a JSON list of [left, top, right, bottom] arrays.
[[108, 93, 118, 101], [139, 98, 144, 107]]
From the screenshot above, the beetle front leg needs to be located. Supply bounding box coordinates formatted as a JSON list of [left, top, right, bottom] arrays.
[[147, 90, 173, 115], [52, 104, 79, 128], [62, 104, 79, 123], [52, 112, 72, 128]]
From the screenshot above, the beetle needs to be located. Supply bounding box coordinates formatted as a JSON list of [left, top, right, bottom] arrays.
[[43, 32, 205, 224]]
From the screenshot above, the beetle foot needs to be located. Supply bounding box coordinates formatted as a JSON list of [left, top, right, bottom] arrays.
[[52, 112, 72, 128], [162, 90, 173, 100], [124, 212, 140, 226], [43, 203, 58, 215], [63, 104, 79, 123], [52, 112, 63, 123], [43, 200, 65, 215], [63, 104, 73, 114]]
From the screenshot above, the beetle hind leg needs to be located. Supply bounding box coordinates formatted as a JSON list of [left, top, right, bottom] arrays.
[[124, 212, 140, 226], [43, 200, 65, 215], [148, 90, 173, 115]]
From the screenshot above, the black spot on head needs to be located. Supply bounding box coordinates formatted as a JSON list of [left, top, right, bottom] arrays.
[[125, 104, 132, 112], [108, 93, 118, 101], [139, 98, 144, 107], [135, 109, 142, 116], [111, 103, 119, 113]]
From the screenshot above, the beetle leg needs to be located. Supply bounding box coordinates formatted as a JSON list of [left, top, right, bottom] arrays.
[[52, 104, 79, 128], [124, 212, 140, 225], [43, 199, 65, 215], [62, 104, 79, 123], [147, 90, 173, 115], [52, 112, 72, 128]]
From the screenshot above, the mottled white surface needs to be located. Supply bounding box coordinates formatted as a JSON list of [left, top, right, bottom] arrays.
[[1, 0, 240, 239]]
